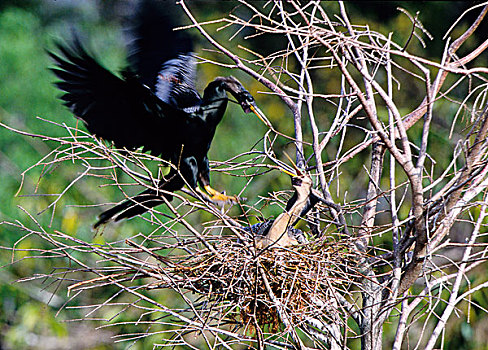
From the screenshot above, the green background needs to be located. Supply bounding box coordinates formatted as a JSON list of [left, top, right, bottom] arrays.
[[1, 1, 487, 349]]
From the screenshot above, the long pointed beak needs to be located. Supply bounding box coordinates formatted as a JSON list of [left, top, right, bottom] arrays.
[[283, 151, 304, 176], [280, 167, 298, 177], [249, 104, 272, 128]]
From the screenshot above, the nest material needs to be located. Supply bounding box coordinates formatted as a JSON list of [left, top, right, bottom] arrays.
[[159, 238, 362, 330]]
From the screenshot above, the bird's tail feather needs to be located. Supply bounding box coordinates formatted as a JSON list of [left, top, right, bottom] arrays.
[[94, 189, 173, 228]]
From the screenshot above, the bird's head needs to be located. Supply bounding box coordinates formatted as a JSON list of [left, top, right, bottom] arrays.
[[291, 173, 313, 192], [214, 76, 269, 125], [274, 152, 312, 193], [287, 160, 312, 203]]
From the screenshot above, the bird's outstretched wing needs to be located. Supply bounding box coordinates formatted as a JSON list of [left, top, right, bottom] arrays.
[[127, 0, 201, 111], [155, 54, 201, 112], [49, 38, 190, 158]]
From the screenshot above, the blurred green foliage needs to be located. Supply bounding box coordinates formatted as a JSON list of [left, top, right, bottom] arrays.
[[1, 1, 488, 349]]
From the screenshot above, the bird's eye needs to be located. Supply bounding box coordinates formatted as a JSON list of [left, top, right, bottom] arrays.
[[237, 92, 249, 104], [240, 92, 254, 104]]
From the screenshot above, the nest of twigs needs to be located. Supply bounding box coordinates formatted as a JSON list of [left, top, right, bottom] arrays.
[[154, 237, 363, 331]]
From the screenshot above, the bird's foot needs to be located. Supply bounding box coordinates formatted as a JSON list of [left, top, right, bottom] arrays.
[[199, 185, 240, 204], [209, 191, 238, 203]]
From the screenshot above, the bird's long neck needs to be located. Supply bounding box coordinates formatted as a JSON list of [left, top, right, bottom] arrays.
[[256, 176, 312, 249], [263, 192, 309, 246], [201, 80, 229, 126]]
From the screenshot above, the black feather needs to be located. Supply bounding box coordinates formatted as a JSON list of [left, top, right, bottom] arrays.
[[50, 1, 257, 227]]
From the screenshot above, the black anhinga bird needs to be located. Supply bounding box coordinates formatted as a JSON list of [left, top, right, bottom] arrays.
[[49, 1, 267, 227]]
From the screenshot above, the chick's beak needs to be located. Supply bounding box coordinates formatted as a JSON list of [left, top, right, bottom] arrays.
[[281, 168, 298, 177]]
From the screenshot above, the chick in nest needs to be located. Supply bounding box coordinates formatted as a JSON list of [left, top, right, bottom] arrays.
[[253, 173, 313, 249]]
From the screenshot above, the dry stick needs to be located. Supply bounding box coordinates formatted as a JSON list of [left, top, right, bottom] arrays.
[[12, 216, 165, 298], [288, 2, 328, 184], [399, 104, 488, 294], [338, 2, 379, 128], [393, 249, 488, 349], [319, 7, 425, 345], [424, 203, 488, 349], [311, 4, 390, 348], [395, 59, 435, 295], [277, 1, 307, 169], [392, 298, 410, 350], [331, 4, 488, 167], [179, 0, 354, 256], [314, 9, 488, 296], [290, 4, 348, 347], [374, 101, 412, 323], [357, 142, 386, 350], [384, 33, 406, 330], [316, 80, 360, 157], [445, 104, 488, 212], [335, 14, 415, 166], [313, 35, 417, 257], [108, 277, 256, 344], [158, 194, 221, 258], [179, 0, 305, 168], [429, 124, 488, 246], [337, 2, 397, 251], [313, 32, 412, 171], [386, 31, 402, 262], [287, 1, 351, 245], [360, 143, 386, 251], [257, 263, 306, 350]]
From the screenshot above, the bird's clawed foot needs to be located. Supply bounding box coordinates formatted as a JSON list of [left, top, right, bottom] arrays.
[[197, 185, 240, 204]]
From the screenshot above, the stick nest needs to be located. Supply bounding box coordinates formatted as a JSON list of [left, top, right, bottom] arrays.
[[154, 238, 363, 331]]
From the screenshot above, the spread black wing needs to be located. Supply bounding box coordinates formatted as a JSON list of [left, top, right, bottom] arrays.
[[49, 38, 194, 159], [127, 0, 194, 90], [155, 54, 201, 112], [127, 0, 201, 111]]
